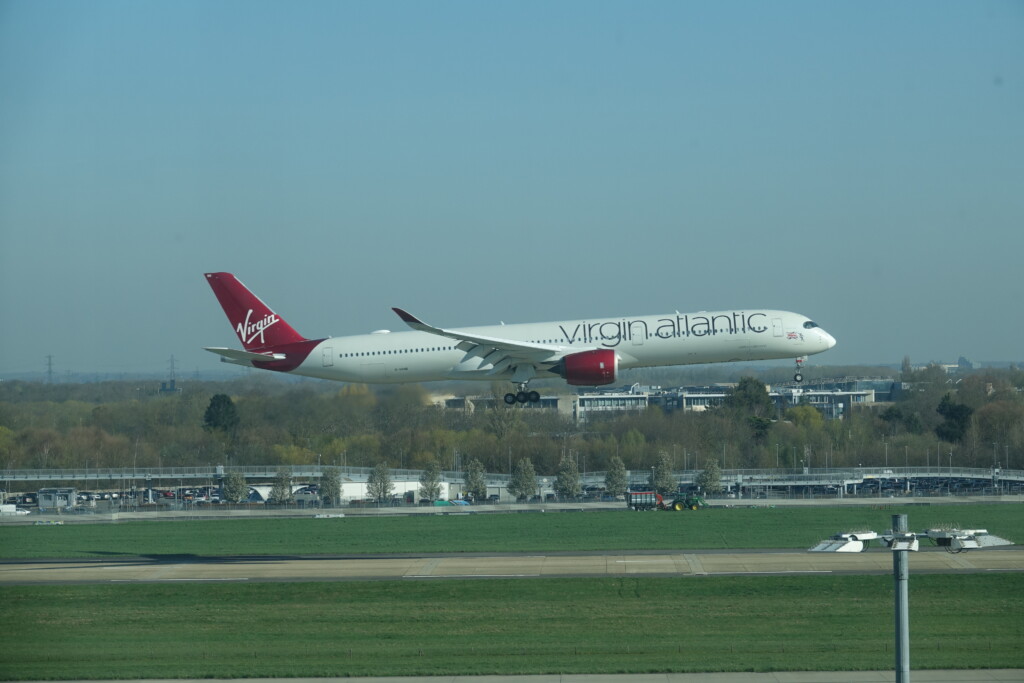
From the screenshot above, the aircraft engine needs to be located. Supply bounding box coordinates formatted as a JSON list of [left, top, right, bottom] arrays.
[[551, 349, 618, 386]]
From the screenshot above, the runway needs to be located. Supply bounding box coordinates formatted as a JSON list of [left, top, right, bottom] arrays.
[[4, 547, 1023, 585]]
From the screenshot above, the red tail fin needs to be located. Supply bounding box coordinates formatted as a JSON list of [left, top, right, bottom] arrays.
[[204, 273, 307, 350]]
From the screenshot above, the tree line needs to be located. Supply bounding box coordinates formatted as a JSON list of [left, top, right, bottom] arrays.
[[2, 362, 1023, 481]]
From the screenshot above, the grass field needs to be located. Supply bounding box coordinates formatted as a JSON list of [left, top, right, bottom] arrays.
[[1, 503, 1021, 559], [2, 574, 1022, 679], [1, 504, 1021, 680]]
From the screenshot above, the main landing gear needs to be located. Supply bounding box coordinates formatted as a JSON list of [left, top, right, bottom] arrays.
[[504, 384, 541, 405], [793, 357, 806, 383]]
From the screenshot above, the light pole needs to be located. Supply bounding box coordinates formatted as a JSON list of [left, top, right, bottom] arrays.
[[892, 514, 911, 682]]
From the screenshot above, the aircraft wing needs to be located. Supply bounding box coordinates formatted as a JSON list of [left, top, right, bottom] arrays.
[[204, 347, 287, 365], [392, 308, 579, 379]]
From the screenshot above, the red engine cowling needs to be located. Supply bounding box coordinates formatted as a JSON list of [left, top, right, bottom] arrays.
[[554, 349, 618, 386]]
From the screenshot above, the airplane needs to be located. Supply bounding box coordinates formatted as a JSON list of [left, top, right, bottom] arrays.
[[203, 272, 837, 405]]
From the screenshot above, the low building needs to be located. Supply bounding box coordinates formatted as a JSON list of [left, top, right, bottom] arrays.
[[38, 487, 76, 511]]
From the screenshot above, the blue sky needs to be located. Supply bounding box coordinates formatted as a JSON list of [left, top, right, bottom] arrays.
[[1, 1, 1022, 377]]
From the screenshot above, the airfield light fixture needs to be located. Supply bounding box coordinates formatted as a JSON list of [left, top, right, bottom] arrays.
[[810, 514, 1013, 683]]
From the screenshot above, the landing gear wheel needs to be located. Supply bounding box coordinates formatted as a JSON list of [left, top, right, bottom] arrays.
[[507, 384, 541, 405], [794, 372, 803, 383]]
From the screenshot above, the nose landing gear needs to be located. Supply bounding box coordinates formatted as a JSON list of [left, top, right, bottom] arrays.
[[794, 357, 806, 383]]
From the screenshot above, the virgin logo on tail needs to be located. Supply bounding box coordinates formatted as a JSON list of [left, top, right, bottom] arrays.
[[237, 309, 279, 346]]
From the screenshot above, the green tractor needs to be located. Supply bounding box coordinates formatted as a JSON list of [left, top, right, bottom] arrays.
[[667, 493, 706, 511]]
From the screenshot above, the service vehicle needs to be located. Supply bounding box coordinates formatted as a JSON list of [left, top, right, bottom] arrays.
[[625, 491, 707, 511]]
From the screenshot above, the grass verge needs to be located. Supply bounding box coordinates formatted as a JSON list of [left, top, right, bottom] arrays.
[[1, 574, 1022, 680], [1, 504, 1020, 559]]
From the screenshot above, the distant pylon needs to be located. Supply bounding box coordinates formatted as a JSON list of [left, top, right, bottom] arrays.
[[46, 355, 53, 383]]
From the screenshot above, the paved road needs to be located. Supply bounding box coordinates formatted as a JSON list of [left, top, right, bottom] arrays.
[[3, 547, 1022, 585]]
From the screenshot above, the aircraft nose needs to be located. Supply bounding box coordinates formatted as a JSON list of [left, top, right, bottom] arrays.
[[821, 330, 837, 350]]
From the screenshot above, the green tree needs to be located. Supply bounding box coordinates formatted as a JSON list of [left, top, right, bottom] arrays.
[[486, 400, 523, 442], [221, 470, 249, 503], [0, 425, 19, 470], [725, 377, 775, 444], [203, 394, 239, 433], [419, 458, 443, 502], [508, 457, 537, 501], [268, 467, 293, 504], [367, 460, 393, 503], [619, 428, 647, 467], [724, 377, 774, 417], [695, 458, 723, 494], [320, 467, 342, 507], [786, 405, 825, 430], [603, 454, 628, 498], [463, 458, 487, 502], [935, 394, 973, 443], [554, 452, 581, 500], [650, 451, 676, 495]]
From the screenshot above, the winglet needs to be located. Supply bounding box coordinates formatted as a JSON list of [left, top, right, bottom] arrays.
[[392, 307, 423, 325], [394, 307, 441, 334]]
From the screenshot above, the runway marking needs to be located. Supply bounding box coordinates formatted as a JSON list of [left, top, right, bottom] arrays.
[[615, 560, 672, 563], [711, 571, 833, 575], [110, 581, 249, 585], [164, 578, 251, 582], [405, 574, 539, 579]]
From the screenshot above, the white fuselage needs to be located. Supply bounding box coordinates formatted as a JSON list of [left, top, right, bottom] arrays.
[[288, 309, 835, 384]]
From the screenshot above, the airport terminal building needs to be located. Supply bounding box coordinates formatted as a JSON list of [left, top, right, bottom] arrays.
[[436, 378, 890, 422]]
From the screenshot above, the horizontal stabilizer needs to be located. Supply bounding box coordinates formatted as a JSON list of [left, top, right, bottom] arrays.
[[204, 347, 286, 365]]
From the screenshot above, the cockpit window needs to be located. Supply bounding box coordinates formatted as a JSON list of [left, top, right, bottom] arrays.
[[803, 321, 818, 329]]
